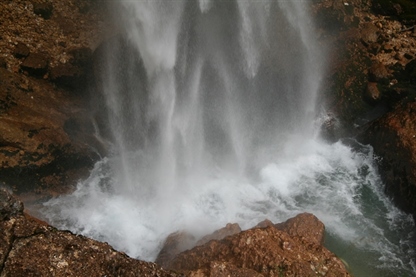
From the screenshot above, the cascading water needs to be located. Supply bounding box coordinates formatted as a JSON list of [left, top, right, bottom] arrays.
[[42, 1, 416, 276]]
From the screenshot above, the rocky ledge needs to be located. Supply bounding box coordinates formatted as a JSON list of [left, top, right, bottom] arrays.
[[0, 188, 351, 276]]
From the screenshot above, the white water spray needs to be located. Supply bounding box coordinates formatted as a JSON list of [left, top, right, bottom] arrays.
[[43, 1, 415, 276]]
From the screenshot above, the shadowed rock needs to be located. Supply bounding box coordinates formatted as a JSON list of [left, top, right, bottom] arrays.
[[32, 1, 53, 20], [359, 102, 416, 220], [21, 53, 48, 77]]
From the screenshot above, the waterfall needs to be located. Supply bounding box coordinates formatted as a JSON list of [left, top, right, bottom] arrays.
[[43, 1, 415, 276]]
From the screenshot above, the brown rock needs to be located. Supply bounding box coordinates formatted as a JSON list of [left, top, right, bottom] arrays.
[[155, 231, 196, 269], [275, 213, 325, 246], [365, 82, 382, 103], [360, 23, 380, 46], [32, 1, 53, 19], [0, 57, 6, 68], [49, 63, 84, 88], [0, 188, 177, 277], [56, 17, 76, 35], [368, 61, 390, 82], [0, 188, 24, 220], [13, 42, 30, 58], [0, 67, 98, 195], [253, 219, 275, 228], [359, 102, 416, 220], [21, 53, 49, 77], [168, 225, 350, 277], [196, 223, 241, 246]]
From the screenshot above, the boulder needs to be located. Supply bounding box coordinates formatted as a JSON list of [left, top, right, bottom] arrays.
[[274, 213, 325, 246], [156, 223, 242, 269], [0, 188, 177, 277], [156, 214, 349, 276], [167, 225, 350, 277]]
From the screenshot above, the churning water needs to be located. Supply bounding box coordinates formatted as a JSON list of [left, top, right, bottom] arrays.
[[42, 1, 415, 276]]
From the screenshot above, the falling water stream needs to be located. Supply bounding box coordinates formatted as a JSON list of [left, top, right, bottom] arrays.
[[42, 1, 415, 276]]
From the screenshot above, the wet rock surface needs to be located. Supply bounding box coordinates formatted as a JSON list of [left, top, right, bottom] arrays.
[[0, 66, 99, 197], [360, 102, 416, 219], [157, 213, 350, 277], [314, 0, 416, 135], [0, 0, 415, 275], [165, 223, 349, 276], [0, 189, 350, 276], [0, 0, 111, 197], [0, 188, 177, 277], [314, 0, 416, 219]]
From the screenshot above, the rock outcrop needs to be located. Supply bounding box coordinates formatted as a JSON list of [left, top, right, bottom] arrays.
[[0, 0, 110, 196], [359, 101, 416, 218], [0, 188, 351, 276], [315, 0, 416, 219], [315, 0, 416, 137], [157, 214, 350, 277], [0, 188, 177, 277]]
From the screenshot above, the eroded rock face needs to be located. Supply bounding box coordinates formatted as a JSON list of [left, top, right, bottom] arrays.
[[0, 0, 111, 196], [0, 67, 100, 196], [0, 188, 177, 277], [314, 0, 416, 138], [360, 102, 416, 219]]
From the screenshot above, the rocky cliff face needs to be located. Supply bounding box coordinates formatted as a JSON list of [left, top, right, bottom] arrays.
[[315, 0, 416, 219], [0, 0, 110, 197]]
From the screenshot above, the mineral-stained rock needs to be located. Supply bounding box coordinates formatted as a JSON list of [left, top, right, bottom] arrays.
[[359, 101, 416, 220], [167, 225, 351, 277], [0, 188, 177, 277], [0, 67, 99, 195], [274, 213, 325, 246]]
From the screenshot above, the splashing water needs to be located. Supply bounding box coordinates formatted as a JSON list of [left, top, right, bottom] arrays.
[[42, 1, 415, 276]]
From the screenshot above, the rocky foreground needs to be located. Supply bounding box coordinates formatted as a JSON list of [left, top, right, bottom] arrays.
[[0, 188, 350, 276], [1, 0, 416, 276]]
